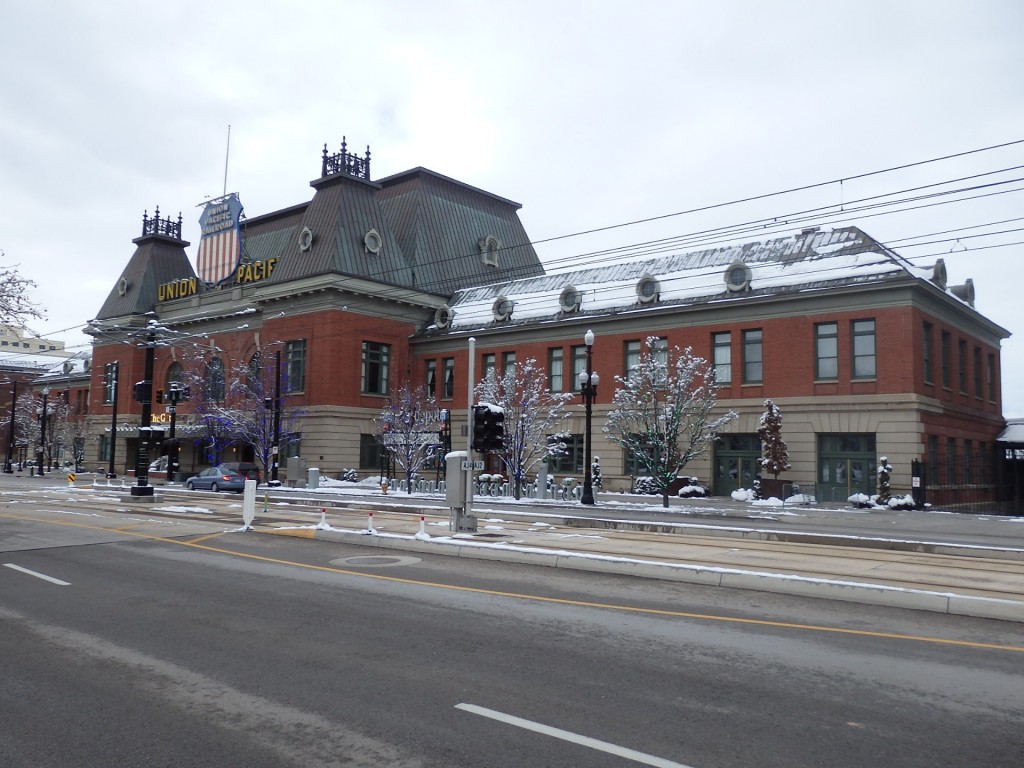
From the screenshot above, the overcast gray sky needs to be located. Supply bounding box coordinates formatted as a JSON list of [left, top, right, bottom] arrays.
[[2, 1, 1022, 415]]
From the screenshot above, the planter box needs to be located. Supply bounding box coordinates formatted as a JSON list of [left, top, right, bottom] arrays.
[[759, 478, 786, 499]]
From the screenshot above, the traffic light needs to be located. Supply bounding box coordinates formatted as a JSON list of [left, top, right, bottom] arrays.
[[155, 389, 164, 404], [472, 405, 488, 451], [133, 381, 151, 403], [472, 404, 505, 452]]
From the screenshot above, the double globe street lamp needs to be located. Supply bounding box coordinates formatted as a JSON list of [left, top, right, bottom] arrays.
[[578, 329, 600, 505]]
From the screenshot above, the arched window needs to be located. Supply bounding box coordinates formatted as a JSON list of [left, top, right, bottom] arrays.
[[205, 357, 225, 402], [247, 352, 263, 396]]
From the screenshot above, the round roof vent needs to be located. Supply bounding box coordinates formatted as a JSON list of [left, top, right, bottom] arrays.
[[949, 279, 975, 307], [492, 296, 514, 322], [298, 226, 313, 252], [931, 259, 948, 289], [364, 229, 382, 254], [434, 305, 454, 329], [724, 260, 752, 292], [559, 285, 582, 313], [636, 274, 660, 304]]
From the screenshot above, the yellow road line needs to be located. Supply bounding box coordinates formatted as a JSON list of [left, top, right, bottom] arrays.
[[3, 510, 1022, 654]]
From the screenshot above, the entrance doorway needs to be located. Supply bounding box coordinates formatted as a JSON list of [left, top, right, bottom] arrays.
[[713, 433, 761, 495], [817, 433, 875, 501]]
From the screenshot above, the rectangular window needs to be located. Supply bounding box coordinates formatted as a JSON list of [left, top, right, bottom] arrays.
[[922, 322, 933, 384], [987, 353, 996, 401], [98, 435, 111, 462], [973, 346, 982, 398], [624, 340, 642, 379], [481, 353, 496, 381], [103, 363, 117, 404], [549, 434, 584, 473], [712, 332, 731, 385], [742, 329, 763, 384], [979, 442, 987, 484], [425, 360, 437, 398], [359, 434, 383, 470], [941, 331, 951, 388], [927, 435, 939, 485], [851, 320, 876, 379], [502, 351, 516, 377], [442, 358, 455, 400], [548, 347, 563, 392], [361, 341, 391, 395], [964, 439, 973, 484], [571, 345, 587, 388], [957, 339, 967, 393], [815, 322, 839, 380], [651, 337, 668, 369], [947, 437, 957, 485], [285, 339, 306, 393]]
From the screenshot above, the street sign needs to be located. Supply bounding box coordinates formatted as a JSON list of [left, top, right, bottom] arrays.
[[461, 460, 484, 470]]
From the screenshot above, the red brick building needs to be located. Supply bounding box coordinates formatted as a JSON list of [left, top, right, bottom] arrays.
[[84, 142, 1012, 507]]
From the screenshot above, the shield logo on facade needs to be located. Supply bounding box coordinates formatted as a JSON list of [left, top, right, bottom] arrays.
[[196, 193, 244, 285]]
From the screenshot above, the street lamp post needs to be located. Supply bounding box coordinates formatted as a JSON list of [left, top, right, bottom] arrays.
[[578, 329, 600, 505], [3, 380, 16, 473], [165, 383, 187, 483], [36, 387, 50, 476]]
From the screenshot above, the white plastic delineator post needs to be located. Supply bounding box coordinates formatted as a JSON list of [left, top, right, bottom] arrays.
[[367, 511, 376, 533], [419, 516, 426, 536], [319, 508, 327, 527], [241, 479, 257, 530]]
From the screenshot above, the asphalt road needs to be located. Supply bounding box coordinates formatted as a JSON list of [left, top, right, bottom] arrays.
[[2, 498, 1023, 767]]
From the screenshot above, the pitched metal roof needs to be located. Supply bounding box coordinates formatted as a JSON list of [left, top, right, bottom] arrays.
[[424, 227, 963, 334]]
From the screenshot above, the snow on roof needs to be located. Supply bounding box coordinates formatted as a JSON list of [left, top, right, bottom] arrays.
[[436, 226, 922, 331], [997, 420, 1024, 444]]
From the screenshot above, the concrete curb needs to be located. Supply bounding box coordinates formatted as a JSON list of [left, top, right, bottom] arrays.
[[261, 525, 1024, 624]]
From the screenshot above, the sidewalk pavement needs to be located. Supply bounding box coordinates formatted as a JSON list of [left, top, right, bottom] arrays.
[[242, 494, 1024, 624]]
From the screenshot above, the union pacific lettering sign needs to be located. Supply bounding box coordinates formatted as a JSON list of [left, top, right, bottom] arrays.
[[158, 258, 278, 301]]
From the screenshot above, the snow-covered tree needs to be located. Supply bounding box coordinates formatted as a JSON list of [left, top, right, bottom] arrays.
[[757, 399, 790, 479], [877, 456, 893, 505], [13, 391, 40, 465], [374, 383, 443, 493], [0, 258, 44, 326], [604, 337, 737, 508], [208, 350, 305, 477], [474, 358, 574, 499]]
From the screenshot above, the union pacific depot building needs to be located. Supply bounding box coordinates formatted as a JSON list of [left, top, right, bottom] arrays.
[[83, 138, 1022, 512]]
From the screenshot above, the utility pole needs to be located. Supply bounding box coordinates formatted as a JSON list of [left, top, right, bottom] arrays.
[[3, 379, 16, 473], [130, 326, 157, 497], [272, 350, 282, 482]]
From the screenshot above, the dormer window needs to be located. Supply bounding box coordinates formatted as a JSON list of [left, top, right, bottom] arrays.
[[479, 235, 500, 267]]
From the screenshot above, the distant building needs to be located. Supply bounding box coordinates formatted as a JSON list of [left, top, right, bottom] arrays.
[[0, 325, 67, 356], [81, 139, 1017, 511]]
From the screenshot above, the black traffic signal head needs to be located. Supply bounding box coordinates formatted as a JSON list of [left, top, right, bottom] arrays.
[[472, 403, 506, 452]]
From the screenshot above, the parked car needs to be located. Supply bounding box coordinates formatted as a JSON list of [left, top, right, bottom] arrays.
[[220, 461, 261, 484], [184, 465, 249, 493], [149, 456, 169, 473]]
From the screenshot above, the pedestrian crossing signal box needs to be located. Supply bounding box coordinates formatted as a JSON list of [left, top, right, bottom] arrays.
[[445, 451, 467, 508]]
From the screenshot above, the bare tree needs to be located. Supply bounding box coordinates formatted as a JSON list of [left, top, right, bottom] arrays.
[[757, 399, 790, 480], [180, 346, 303, 475], [474, 358, 573, 499], [374, 383, 443, 493], [0, 256, 44, 326], [604, 337, 737, 508]]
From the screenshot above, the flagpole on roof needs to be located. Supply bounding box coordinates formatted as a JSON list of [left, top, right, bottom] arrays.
[[223, 124, 231, 197]]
